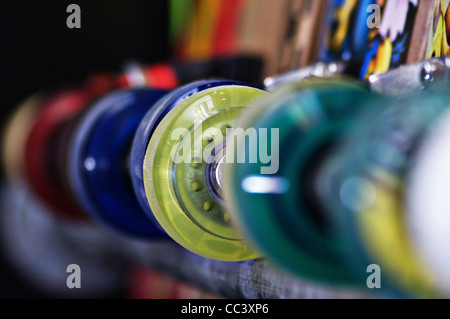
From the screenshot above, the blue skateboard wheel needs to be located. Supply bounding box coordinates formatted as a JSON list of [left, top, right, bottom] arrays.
[[69, 88, 169, 240]]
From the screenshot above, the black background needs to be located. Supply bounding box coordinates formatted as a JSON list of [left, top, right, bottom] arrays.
[[0, 0, 169, 298], [0, 0, 169, 125]]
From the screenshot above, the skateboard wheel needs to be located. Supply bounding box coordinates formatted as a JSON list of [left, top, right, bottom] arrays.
[[69, 89, 169, 239], [130, 80, 251, 229], [24, 89, 92, 220], [223, 79, 379, 285], [407, 100, 450, 296], [143, 84, 268, 261], [2, 94, 43, 186]]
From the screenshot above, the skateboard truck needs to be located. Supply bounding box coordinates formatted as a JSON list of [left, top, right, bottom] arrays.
[[264, 61, 361, 92], [368, 57, 450, 97]]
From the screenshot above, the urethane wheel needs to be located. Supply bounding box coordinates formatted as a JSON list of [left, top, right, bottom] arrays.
[[69, 88, 169, 240], [143, 84, 268, 261], [328, 93, 450, 298], [130, 80, 252, 229], [1, 94, 43, 187], [24, 88, 93, 220], [406, 97, 450, 297], [223, 79, 382, 287]]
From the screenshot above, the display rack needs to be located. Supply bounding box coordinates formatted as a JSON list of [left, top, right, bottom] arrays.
[[0, 184, 370, 299], [125, 241, 369, 299]]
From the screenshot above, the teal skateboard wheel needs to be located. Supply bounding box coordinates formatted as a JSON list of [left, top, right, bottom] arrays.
[[223, 79, 380, 286]]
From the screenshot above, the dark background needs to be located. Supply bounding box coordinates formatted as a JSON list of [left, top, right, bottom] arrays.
[[0, 0, 169, 298], [0, 0, 170, 125]]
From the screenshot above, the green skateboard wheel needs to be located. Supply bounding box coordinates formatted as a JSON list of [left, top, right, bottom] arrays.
[[223, 79, 379, 286], [144, 85, 268, 261]]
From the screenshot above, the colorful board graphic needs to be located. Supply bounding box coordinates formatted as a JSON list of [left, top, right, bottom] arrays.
[[360, 0, 419, 79], [321, 0, 420, 80], [425, 0, 450, 58], [322, 0, 376, 64], [285, 0, 326, 71]]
